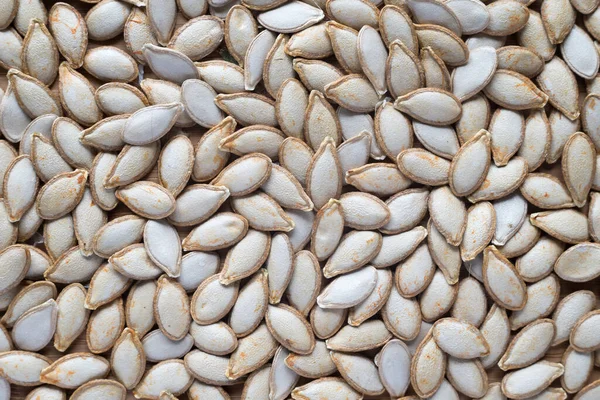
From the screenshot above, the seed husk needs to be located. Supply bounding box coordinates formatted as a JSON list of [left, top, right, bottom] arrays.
[[86, 298, 125, 354], [502, 361, 564, 399], [133, 359, 193, 399], [125, 280, 157, 338], [54, 283, 89, 352], [40, 353, 110, 389], [536, 57, 579, 120], [47, 3, 86, 68], [0, 351, 51, 386], [110, 328, 145, 390]]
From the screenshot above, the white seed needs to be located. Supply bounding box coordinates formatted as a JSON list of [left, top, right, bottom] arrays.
[[227, 323, 278, 379], [536, 57, 579, 120], [191, 274, 238, 325], [267, 304, 315, 355], [530, 209, 589, 244], [496, 45, 544, 78], [456, 94, 491, 144], [326, 0, 379, 30], [123, 8, 158, 65], [189, 322, 236, 356], [168, 16, 224, 61], [40, 353, 110, 389], [142, 44, 199, 85], [110, 328, 145, 389], [146, 0, 177, 45], [83, 46, 137, 83], [330, 351, 384, 396], [95, 83, 147, 116], [284, 340, 336, 378], [520, 173, 574, 209], [258, 1, 324, 33], [452, 46, 497, 101], [54, 283, 89, 352], [484, 69, 548, 110], [133, 360, 193, 398], [468, 157, 528, 202], [410, 332, 446, 398], [216, 93, 278, 127], [125, 280, 157, 338], [562, 132, 596, 207], [224, 5, 257, 66], [104, 142, 159, 189], [229, 269, 268, 336], [196, 61, 245, 94], [85, 263, 130, 311], [44, 215, 76, 261], [0, 351, 51, 386], [561, 25, 599, 79], [500, 319, 556, 370], [285, 23, 332, 59], [294, 59, 344, 93], [516, 236, 564, 282], [501, 361, 564, 399], [287, 251, 321, 316], [115, 181, 176, 220], [395, 88, 462, 126], [483, 246, 527, 310], [86, 298, 124, 354]]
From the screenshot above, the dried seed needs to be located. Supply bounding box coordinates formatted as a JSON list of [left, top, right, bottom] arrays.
[[485, 69, 548, 110], [530, 209, 589, 244], [31, 134, 72, 183], [20, 114, 54, 156], [8, 69, 61, 119], [115, 181, 176, 220], [188, 321, 236, 356], [284, 340, 336, 379], [95, 83, 147, 117], [561, 25, 599, 79], [123, 7, 158, 65], [133, 360, 193, 399], [496, 45, 544, 78], [216, 93, 277, 127], [258, 1, 324, 33], [281, 251, 320, 317], [48, 3, 87, 68], [291, 377, 362, 400], [561, 345, 593, 394], [574, 380, 600, 400], [0, 83, 31, 144], [85, 262, 130, 311], [420, 269, 458, 320], [0, 28, 22, 71], [109, 244, 162, 281], [326, 21, 361, 74], [85, 0, 131, 41], [224, 5, 257, 67], [501, 361, 564, 399], [1, 280, 55, 328], [452, 46, 497, 101], [191, 274, 239, 325], [227, 323, 278, 380], [0, 351, 51, 386], [483, 246, 527, 310], [168, 16, 224, 61], [153, 277, 190, 341], [516, 236, 564, 283], [547, 109, 579, 161], [35, 169, 87, 220], [125, 280, 157, 338], [21, 19, 58, 86], [562, 132, 596, 207], [520, 173, 574, 209], [110, 328, 145, 389], [24, 386, 65, 400], [432, 318, 489, 359], [180, 80, 223, 128], [428, 186, 467, 246], [286, 23, 332, 59], [484, 0, 529, 36], [456, 94, 491, 145], [492, 193, 527, 246], [537, 57, 579, 120], [407, 0, 462, 34], [184, 350, 237, 386], [40, 353, 110, 389], [70, 379, 126, 400], [330, 351, 384, 396], [294, 59, 344, 94], [53, 283, 89, 352], [10, 298, 56, 352], [192, 117, 234, 182], [395, 88, 461, 126], [326, 0, 379, 30], [395, 242, 436, 297], [121, 103, 183, 146], [415, 24, 469, 66], [500, 319, 556, 370], [83, 46, 138, 83], [86, 298, 124, 354], [146, 0, 177, 45], [468, 157, 528, 202], [411, 332, 446, 397], [571, 310, 600, 352]]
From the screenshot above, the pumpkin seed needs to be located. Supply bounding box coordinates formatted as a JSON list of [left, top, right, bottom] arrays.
[[110, 328, 145, 389], [123, 7, 158, 65], [516, 236, 564, 282], [21, 19, 58, 86], [109, 244, 162, 280], [86, 298, 124, 354], [21, 114, 54, 156], [468, 156, 528, 202], [191, 274, 238, 325], [561, 25, 599, 79], [452, 46, 497, 101], [265, 233, 293, 303], [284, 340, 336, 378], [133, 359, 193, 398], [243, 28, 275, 90], [496, 46, 544, 78], [82, 46, 138, 83], [530, 209, 589, 244], [228, 269, 268, 336], [125, 280, 157, 338], [286, 23, 332, 59], [189, 321, 236, 355], [500, 318, 556, 370], [560, 345, 593, 393], [0, 83, 31, 144], [502, 361, 564, 399], [483, 246, 527, 310], [227, 323, 278, 379], [0, 351, 51, 386], [410, 332, 446, 397], [31, 133, 72, 183], [40, 353, 110, 389], [456, 94, 491, 144], [562, 132, 596, 207], [94, 83, 147, 117], [287, 251, 321, 315], [536, 57, 579, 120], [326, 0, 379, 30], [168, 16, 224, 61], [53, 283, 89, 352], [52, 117, 96, 169], [1, 280, 56, 328], [394, 88, 461, 126], [24, 386, 65, 400]]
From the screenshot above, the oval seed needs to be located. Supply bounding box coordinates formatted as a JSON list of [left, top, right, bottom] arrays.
[[115, 181, 176, 220], [168, 16, 224, 61], [133, 360, 193, 399], [291, 377, 362, 400], [0, 351, 51, 386], [95, 83, 147, 116], [496, 45, 544, 78], [499, 319, 556, 370], [562, 132, 595, 207], [484, 69, 548, 110], [537, 57, 579, 120], [501, 361, 564, 399], [125, 280, 157, 338], [40, 353, 110, 389], [411, 332, 446, 397], [395, 88, 461, 126], [154, 277, 190, 341], [110, 328, 145, 390], [86, 299, 124, 354], [516, 236, 564, 282], [483, 246, 527, 310], [227, 323, 278, 380], [530, 209, 589, 244], [54, 283, 89, 352], [520, 173, 574, 209]]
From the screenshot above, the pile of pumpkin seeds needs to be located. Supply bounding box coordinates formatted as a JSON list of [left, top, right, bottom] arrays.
[[3, 0, 600, 398]]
